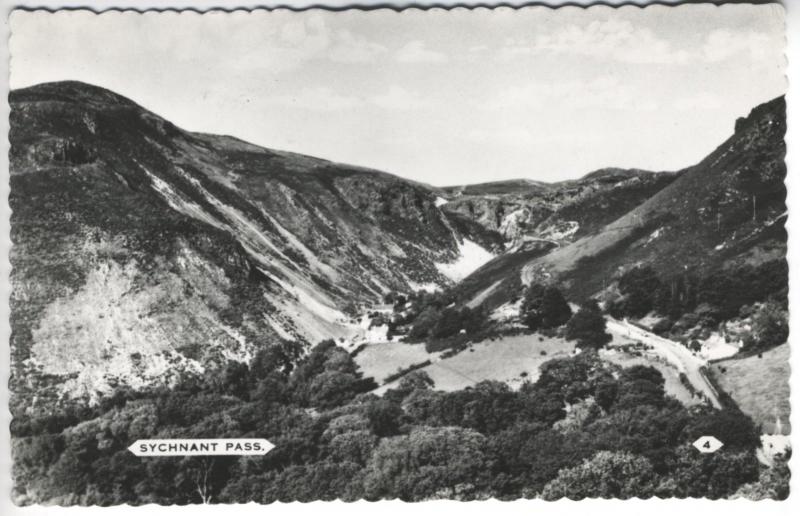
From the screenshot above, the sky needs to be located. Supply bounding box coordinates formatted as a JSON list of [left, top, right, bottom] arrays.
[[9, 4, 787, 186]]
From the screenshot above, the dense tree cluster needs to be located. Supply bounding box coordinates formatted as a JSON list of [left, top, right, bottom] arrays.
[[609, 261, 787, 345], [12, 343, 776, 505], [521, 284, 572, 331], [384, 290, 489, 352]]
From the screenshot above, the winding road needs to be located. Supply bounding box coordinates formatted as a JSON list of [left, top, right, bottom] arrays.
[[605, 317, 723, 409]]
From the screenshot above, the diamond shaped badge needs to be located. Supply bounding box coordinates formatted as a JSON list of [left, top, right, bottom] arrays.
[[693, 436, 723, 453]]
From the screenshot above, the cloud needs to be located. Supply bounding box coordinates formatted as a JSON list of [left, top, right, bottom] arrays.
[[265, 85, 434, 112], [274, 16, 389, 66], [500, 19, 779, 67], [673, 93, 724, 111], [481, 83, 548, 111], [370, 86, 431, 110], [481, 75, 659, 112], [263, 87, 361, 111], [501, 19, 690, 65], [329, 30, 388, 63], [396, 40, 448, 63], [278, 13, 329, 51], [463, 126, 538, 146], [702, 29, 773, 62]]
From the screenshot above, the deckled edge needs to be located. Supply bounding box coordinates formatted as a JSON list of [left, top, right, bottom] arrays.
[[0, 1, 797, 515]]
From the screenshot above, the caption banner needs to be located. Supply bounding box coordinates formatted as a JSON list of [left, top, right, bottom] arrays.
[[129, 438, 274, 456]]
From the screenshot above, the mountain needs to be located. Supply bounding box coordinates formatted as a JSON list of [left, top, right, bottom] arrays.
[[439, 178, 554, 197], [9, 81, 500, 406], [457, 96, 786, 310], [9, 81, 785, 412], [440, 168, 677, 247]]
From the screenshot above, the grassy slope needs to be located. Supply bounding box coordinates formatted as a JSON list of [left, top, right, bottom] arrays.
[[710, 343, 790, 434], [355, 342, 440, 385], [367, 334, 575, 394]]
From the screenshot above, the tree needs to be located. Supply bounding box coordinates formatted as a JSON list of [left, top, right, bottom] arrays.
[[447, 381, 523, 434], [541, 451, 657, 500], [308, 371, 373, 410], [680, 407, 760, 451], [364, 398, 404, 437], [327, 431, 378, 466], [743, 301, 788, 351], [430, 307, 483, 339], [384, 370, 435, 404], [403, 388, 445, 426], [362, 426, 492, 501], [184, 457, 216, 504], [620, 365, 665, 388], [733, 454, 790, 500], [532, 354, 598, 405], [404, 306, 433, 340], [584, 403, 690, 469], [618, 266, 662, 318], [660, 446, 759, 498], [249, 340, 305, 378], [615, 366, 667, 410], [206, 361, 250, 399], [565, 300, 612, 350], [540, 287, 573, 329], [222, 461, 365, 503], [594, 380, 619, 412], [289, 341, 376, 408], [521, 284, 572, 331], [489, 425, 589, 497]]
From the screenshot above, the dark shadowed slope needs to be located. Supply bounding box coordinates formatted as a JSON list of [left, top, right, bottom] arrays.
[[541, 96, 787, 300]]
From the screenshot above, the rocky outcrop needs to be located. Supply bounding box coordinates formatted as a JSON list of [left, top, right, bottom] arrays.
[[442, 169, 676, 247]]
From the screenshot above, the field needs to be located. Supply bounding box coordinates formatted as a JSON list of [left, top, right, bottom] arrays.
[[711, 343, 790, 434], [357, 334, 575, 394], [354, 341, 440, 385]]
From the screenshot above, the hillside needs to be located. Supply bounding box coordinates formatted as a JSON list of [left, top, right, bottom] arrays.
[[9, 82, 786, 416], [8, 84, 787, 507], [439, 178, 554, 197], [457, 96, 786, 309], [441, 168, 677, 247], [9, 81, 500, 407], [710, 343, 790, 435]]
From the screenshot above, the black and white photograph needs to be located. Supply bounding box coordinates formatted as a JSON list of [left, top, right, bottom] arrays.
[[5, 1, 792, 505]]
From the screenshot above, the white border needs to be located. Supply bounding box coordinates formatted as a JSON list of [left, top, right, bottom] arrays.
[[0, 1, 797, 515]]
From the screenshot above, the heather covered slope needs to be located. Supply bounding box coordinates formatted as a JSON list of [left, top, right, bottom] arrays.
[[9, 81, 499, 407]]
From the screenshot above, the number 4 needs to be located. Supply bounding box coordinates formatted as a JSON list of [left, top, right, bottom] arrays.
[[693, 436, 723, 453]]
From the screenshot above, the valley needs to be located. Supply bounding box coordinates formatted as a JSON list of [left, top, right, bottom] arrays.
[[8, 81, 790, 504], [9, 81, 788, 422]]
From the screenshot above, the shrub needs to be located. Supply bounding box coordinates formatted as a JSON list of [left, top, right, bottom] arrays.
[[565, 300, 612, 350], [743, 301, 788, 352]]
